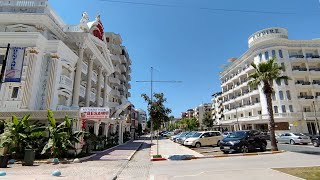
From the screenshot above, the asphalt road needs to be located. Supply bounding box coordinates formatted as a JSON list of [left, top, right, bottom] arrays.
[[270, 142, 320, 155]]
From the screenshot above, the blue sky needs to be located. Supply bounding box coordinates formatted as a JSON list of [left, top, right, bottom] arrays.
[[50, 0, 320, 117]]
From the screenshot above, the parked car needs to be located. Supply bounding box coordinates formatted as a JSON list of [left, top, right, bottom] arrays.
[[184, 131, 223, 148], [220, 130, 267, 154], [176, 131, 194, 144], [170, 132, 182, 141], [172, 132, 189, 142], [276, 133, 311, 145], [222, 132, 232, 138], [311, 136, 320, 147]]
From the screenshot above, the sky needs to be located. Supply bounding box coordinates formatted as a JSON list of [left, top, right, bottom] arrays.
[[50, 0, 320, 117]]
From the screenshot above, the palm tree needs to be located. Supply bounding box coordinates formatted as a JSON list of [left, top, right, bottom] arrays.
[[248, 58, 289, 151]]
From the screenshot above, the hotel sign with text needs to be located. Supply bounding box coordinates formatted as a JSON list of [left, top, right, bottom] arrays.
[[80, 107, 109, 119]]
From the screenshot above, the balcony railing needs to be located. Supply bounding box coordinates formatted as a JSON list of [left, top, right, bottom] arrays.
[[82, 63, 88, 74], [306, 55, 320, 59], [90, 92, 96, 102], [289, 54, 304, 58], [309, 67, 320, 71], [313, 81, 320, 85], [295, 81, 311, 85], [92, 72, 98, 82], [292, 67, 307, 71], [59, 75, 73, 89], [298, 95, 314, 99], [80, 85, 86, 97]]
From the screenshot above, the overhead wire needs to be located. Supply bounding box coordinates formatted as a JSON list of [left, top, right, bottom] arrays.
[[99, 0, 320, 16]]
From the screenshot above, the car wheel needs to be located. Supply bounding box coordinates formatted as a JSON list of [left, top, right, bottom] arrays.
[[216, 140, 221, 147], [240, 145, 249, 153], [313, 141, 319, 147], [223, 151, 229, 154], [290, 139, 295, 145], [260, 143, 267, 152], [195, 142, 201, 148], [303, 143, 308, 145]]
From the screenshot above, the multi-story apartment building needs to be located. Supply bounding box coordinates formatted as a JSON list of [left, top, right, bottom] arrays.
[[136, 109, 147, 131], [211, 92, 225, 129], [0, 0, 132, 143], [193, 103, 212, 129], [220, 27, 320, 135]]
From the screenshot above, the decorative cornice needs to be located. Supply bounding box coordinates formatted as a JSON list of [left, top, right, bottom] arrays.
[[27, 48, 39, 54], [50, 53, 60, 60]]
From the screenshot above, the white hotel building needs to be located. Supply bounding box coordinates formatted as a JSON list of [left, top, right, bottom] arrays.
[[0, 0, 132, 142], [220, 27, 320, 135]]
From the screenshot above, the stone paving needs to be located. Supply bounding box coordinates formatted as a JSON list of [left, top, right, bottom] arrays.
[[117, 140, 151, 180], [0, 140, 144, 180]]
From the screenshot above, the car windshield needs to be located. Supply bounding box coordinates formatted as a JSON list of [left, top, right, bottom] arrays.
[[192, 132, 202, 137], [293, 133, 305, 136], [179, 132, 189, 137], [227, 131, 247, 138], [186, 132, 196, 137]]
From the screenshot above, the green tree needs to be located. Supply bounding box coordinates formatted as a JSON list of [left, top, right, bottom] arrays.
[[248, 58, 289, 151], [141, 93, 172, 130], [202, 112, 213, 129], [180, 118, 199, 131]]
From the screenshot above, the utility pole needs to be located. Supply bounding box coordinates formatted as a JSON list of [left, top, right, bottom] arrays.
[[136, 67, 181, 155]]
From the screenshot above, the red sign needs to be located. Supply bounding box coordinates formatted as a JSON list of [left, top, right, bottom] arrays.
[[80, 107, 109, 119]]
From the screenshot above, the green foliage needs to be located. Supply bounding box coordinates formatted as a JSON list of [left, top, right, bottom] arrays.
[[141, 93, 172, 130], [123, 131, 131, 143], [137, 123, 143, 136], [0, 115, 45, 157], [248, 58, 289, 151], [41, 110, 85, 158]]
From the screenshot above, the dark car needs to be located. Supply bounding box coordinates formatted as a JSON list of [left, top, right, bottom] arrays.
[[220, 130, 267, 154], [311, 136, 320, 147]]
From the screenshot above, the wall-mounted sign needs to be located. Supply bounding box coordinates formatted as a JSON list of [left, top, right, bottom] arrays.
[[80, 107, 110, 119], [248, 28, 288, 46], [5, 47, 25, 82]]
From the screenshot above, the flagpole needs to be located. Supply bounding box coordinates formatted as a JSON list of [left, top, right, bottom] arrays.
[[0, 43, 10, 89]]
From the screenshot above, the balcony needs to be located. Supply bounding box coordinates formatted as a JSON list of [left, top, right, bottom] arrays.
[[56, 105, 71, 110], [92, 71, 97, 83], [313, 80, 320, 86], [128, 92, 131, 97], [127, 67, 132, 73], [80, 85, 86, 97], [289, 54, 305, 59], [120, 55, 127, 64], [309, 67, 320, 71], [59, 75, 73, 90], [127, 75, 131, 81], [119, 64, 126, 72], [298, 95, 314, 100], [295, 81, 311, 86], [90, 92, 96, 102], [306, 54, 320, 61], [127, 83, 131, 89], [292, 67, 307, 71], [107, 101, 120, 108], [120, 74, 127, 81], [82, 63, 88, 74], [110, 89, 120, 97], [109, 77, 121, 85], [111, 54, 121, 63]]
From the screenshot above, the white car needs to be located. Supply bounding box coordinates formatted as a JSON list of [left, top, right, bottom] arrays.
[[184, 131, 223, 148], [276, 133, 311, 145]]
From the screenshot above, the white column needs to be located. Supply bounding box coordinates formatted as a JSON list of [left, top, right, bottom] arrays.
[[104, 123, 110, 137], [94, 121, 99, 136], [45, 53, 60, 109], [103, 73, 108, 107], [96, 66, 103, 107], [72, 44, 86, 107], [85, 57, 94, 107], [118, 121, 123, 144], [21, 48, 38, 108]]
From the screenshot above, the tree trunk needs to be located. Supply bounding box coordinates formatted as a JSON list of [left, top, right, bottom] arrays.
[[265, 90, 279, 151]]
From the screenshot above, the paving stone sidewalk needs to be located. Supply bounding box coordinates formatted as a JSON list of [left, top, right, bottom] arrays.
[[117, 140, 151, 180], [0, 140, 143, 180]]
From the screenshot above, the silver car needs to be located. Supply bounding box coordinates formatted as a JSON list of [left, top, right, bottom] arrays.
[[276, 133, 311, 145]]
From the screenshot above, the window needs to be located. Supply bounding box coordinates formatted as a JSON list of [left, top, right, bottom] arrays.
[[279, 91, 284, 100], [272, 92, 276, 100], [284, 79, 288, 85], [281, 63, 286, 71], [276, 79, 281, 86], [241, 114, 243, 117], [11, 87, 19, 98], [286, 90, 291, 100], [258, 110, 262, 115], [274, 106, 278, 113], [265, 51, 269, 60], [289, 105, 294, 112], [279, 50, 283, 58], [0, 55, 4, 64], [259, 53, 262, 61], [272, 50, 276, 58], [249, 112, 252, 116], [282, 105, 286, 113], [234, 115, 236, 118]]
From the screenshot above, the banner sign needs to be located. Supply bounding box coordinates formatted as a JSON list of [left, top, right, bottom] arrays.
[[80, 107, 110, 119], [5, 47, 25, 82]]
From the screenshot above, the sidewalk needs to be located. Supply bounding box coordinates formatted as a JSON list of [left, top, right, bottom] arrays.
[[151, 138, 204, 159], [0, 140, 144, 180]]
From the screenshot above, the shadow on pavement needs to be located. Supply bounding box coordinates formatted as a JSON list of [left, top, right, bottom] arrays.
[[291, 151, 320, 155]]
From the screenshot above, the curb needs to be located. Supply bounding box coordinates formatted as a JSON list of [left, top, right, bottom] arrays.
[[151, 157, 167, 161], [109, 141, 144, 180]]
